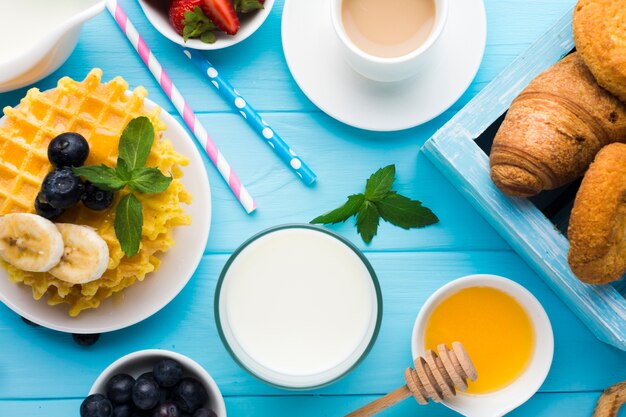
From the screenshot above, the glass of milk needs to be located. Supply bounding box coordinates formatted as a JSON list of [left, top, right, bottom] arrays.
[[215, 225, 383, 389]]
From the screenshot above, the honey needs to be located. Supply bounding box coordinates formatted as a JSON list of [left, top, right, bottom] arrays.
[[424, 286, 535, 394]]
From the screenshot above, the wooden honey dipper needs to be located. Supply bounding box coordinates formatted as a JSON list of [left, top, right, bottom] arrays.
[[345, 342, 478, 417]]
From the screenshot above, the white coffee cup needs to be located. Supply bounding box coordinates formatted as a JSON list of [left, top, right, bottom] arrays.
[[330, 0, 449, 82]]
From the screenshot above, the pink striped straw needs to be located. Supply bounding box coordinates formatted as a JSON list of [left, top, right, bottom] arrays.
[[105, 0, 256, 214]]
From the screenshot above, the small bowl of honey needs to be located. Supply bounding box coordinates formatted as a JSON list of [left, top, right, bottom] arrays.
[[411, 274, 554, 417]]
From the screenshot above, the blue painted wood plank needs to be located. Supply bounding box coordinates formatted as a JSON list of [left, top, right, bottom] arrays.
[[1, 252, 624, 399], [1, 392, 624, 417], [0, 0, 620, 415], [189, 112, 508, 252]]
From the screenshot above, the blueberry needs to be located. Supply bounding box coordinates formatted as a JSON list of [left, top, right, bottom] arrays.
[[35, 192, 64, 219], [113, 403, 135, 417], [138, 372, 155, 382], [48, 132, 89, 167], [82, 182, 114, 211], [153, 359, 183, 388], [172, 378, 207, 413], [80, 393, 113, 417], [152, 402, 180, 417], [106, 374, 136, 404], [41, 167, 84, 209], [132, 378, 160, 410], [20, 316, 40, 327], [72, 333, 101, 346], [159, 387, 171, 403], [193, 409, 217, 417]]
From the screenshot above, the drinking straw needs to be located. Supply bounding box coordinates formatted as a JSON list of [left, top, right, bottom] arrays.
[[105, 0, 256, 214], [182, 48, 317, 186]]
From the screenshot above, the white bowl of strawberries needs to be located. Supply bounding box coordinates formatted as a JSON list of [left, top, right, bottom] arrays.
[[139, 0, 273, 50]]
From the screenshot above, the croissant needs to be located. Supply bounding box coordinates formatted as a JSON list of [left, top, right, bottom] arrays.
[[490, 53, 626, 197], [568, 142, 626, 285]]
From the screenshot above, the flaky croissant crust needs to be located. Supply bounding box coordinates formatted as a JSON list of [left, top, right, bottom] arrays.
[[490, 54, 626, 197]]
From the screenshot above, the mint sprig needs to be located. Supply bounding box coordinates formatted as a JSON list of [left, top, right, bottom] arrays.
[[73, 117, 173, 257], [311, 165, 439, 243]]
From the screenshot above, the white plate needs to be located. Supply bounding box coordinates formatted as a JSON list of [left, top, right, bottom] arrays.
[[281, 0, 487, 132], [0, 97, 211, 333], [138, 0, 274, 50]]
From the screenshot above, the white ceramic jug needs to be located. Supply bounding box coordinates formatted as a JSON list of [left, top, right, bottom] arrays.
[[0, 0, 105, 92]]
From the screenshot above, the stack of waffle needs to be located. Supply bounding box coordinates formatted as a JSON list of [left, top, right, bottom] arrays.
[[0, 69, 191, 316]]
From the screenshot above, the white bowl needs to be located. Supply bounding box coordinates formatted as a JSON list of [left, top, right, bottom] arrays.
[[411, 274, 554, 417], [0, 96, 211, 334], [138, 0, 274, 50], [89, 349, 227, 416], [0, 0, 105, 93]]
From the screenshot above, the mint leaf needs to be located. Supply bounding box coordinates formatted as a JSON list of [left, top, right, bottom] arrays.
[[114, 194, 143, 257], [310, 164, 438, 244], [129, 167, 173, 194], [73, 165, 126, 191], [118, 116, 154, 171], [364, 165, 395, 201], [376, 193, 439, 229], [356, 201, 379, 244], [310, 194, 365, 225], [116, 158, 132, 182]]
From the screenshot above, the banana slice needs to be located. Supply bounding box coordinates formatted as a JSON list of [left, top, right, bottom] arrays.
[[0, 213, 64, 272], [48, 224, 109, 284]]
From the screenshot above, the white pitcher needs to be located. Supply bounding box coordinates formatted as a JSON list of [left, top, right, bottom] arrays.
[[0, 0, 105, 92]]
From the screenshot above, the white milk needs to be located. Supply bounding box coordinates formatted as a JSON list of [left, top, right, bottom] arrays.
[[217, 227, 380, 388], [0, 0, 91, 65]]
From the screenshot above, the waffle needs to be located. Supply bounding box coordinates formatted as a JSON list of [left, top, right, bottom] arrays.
[[0, 69, 192, 316]]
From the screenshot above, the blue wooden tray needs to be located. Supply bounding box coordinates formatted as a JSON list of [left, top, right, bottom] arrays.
[[422, 7, 626, 351]]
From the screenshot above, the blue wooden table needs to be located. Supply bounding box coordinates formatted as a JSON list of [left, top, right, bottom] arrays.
[[1, 1, 625, 415]]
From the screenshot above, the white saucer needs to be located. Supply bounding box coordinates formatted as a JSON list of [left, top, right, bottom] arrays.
[[281, 0, 487, 132]]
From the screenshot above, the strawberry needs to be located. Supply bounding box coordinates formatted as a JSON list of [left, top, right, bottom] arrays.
[[169, 0, 218, 43], [200, 0, 240, 35]]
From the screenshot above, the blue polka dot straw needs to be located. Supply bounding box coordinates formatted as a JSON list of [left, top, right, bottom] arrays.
[[183, 48, 317, 186]]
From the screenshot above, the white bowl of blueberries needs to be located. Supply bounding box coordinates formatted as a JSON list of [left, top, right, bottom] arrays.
[[83, 349, 226, 417]]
